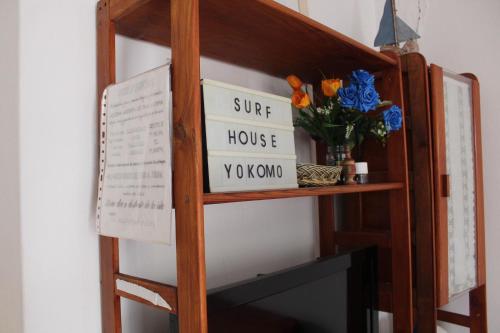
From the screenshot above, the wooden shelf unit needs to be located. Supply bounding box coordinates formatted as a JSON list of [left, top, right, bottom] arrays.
[[97, 1, 413, 332], [204, 182, 403, 204]]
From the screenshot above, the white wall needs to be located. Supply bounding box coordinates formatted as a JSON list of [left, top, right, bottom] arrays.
[[0, 0, 23, 332], [7, 0, 500, 332], [17, 0, 101, 332]]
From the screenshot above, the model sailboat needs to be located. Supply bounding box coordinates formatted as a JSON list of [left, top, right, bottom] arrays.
[[375, 0, 420, 52]]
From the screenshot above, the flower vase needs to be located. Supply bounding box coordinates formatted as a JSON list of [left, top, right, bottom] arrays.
[[340, 145, 357, 185], [325, 145, 346, 166]]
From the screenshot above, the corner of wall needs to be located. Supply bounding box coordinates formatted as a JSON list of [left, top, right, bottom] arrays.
[[0, 0, 23, 332]]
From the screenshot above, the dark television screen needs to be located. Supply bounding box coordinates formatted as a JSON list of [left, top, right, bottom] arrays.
[[170, 247, 377, 333]]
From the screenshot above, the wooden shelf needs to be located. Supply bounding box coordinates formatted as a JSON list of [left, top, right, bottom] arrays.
[[203, 182, 403, 204], [111, 0, 396, 81], [98, 1, 414, 331]]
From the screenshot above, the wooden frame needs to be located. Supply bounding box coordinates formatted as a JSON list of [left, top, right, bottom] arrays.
[[430, 65, 486, 305], [401, 54, 487, 333], [97, 1, 414, 332], [401, 53, 437, 332]]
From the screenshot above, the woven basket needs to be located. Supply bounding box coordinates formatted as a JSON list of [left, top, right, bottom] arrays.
[[296, 163, 342, 187]]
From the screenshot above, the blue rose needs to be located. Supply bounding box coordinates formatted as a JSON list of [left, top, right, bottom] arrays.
[[383, 105, 403, 132], [356, 85, 380, 112], [338, 84, 358, 109], [351, 69, 375, 87]]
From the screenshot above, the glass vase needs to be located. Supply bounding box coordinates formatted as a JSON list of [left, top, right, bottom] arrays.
[[325, 146, 337, 166], [325, 145, 345, 166]]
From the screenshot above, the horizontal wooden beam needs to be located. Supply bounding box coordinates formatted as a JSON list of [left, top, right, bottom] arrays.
[[114, 273, 178, 314], [437, 310, 471, 328], [110, 0, 152, 20], [204, 183, 404, 205]]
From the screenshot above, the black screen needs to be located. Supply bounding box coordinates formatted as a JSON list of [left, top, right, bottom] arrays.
[[170, 248, 377, 333], [209, 273, 347, 332]]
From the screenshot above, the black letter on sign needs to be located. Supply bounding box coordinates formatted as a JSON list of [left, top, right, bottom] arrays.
[[257, 164, 266, 178], [247, 165, 255, 178], [271, 134, 277, 148], [245, 100, 252, 113], [250, 132, 257, 145], [228, 130, 237, 144], [239, 131, 248, 145], [265, 165, 275, 178], [277, 165, 283, 178], [255, 102, 262, 116], [236, 164, 244, 179], [266, 106, 271, 119], [260, 133, 266, 147], [234, 97, 241, 112], [224, 164, 232, 179]]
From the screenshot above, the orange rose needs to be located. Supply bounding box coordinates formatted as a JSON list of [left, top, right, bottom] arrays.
[[287, 75, 303, 90], [321, 79, 342, 97], [291, 90, 311, 109]]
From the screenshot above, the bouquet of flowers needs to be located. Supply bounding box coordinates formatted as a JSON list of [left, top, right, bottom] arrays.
[[288, 70, 403, 150]]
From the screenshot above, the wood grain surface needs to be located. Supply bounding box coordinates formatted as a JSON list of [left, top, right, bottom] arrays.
[[115, 273, 178, 314], [429, 64, 449, 307], [111, 0, 396, 81], [204, 183, 403, 204], [401, 53, 437, 332], [97, 1, 121, 332], [171, 0, 208, 332]]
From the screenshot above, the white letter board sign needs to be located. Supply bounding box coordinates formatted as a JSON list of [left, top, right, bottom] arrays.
[[202, 79, 298, 193]]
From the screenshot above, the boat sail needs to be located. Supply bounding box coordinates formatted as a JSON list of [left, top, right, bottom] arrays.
[[374, 0, 420, 47]]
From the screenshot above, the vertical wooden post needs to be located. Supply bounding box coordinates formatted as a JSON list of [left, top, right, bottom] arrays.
[[315, 142, 336, 257], [470, 285, 488, 333], [171, 0, 208, 332], [97, 1, 121, 333], [429, 65, 450, 306], [383, 53, 413, 333], [463, 73, 486, 288], [465, 73, 487, 333], [402, 53, 438, 332], [318, 196, 336, 256]]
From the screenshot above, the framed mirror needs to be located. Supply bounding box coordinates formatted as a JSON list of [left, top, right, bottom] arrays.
[[430, 65, 486, 305]]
